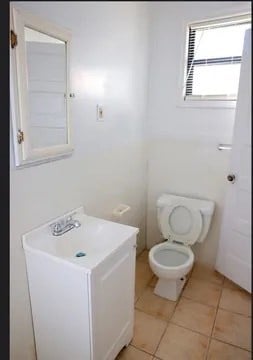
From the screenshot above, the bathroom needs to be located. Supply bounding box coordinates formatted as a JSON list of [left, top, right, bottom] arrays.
[[10, 1, 251, 360]]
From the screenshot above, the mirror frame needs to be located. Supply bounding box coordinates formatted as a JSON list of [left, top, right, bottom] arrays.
[[10, 5, 73, 168]]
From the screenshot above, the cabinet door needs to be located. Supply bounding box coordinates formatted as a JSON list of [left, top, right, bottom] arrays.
[[90, 236, 136, 360], [24, 251, 91, 360]]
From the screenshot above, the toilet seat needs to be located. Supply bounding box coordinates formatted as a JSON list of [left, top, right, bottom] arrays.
[[149, 242, 193, 270], [159, 203, 202, 245], [149, 242, 194, 280]]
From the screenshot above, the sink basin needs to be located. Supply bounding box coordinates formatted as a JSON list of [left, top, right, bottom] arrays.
[[23, 206, 139, 272]]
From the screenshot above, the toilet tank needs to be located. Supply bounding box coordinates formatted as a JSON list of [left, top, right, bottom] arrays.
[[156, 194, 215, 243]]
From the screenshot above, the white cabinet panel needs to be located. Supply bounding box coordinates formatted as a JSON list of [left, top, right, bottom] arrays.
[[91, 238, 136, 360], [25, 252, 91, 360]]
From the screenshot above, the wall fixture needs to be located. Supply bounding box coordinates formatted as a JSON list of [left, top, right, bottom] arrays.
[[10, 5, 73, 167], [217, 144, 232, 151]]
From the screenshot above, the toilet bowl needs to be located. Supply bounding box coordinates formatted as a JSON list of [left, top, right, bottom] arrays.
[[149, 242, 194, 279], [148, 194, 215, 301], [149, 242, 194, 300]]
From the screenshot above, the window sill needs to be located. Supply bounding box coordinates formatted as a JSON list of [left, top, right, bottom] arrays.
[[177, 99, 236, 109]]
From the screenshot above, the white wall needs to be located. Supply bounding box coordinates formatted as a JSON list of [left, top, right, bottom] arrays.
[[10, 1, 251, 359], [146, 2, 251, 266], [10, 2, 149, 359]]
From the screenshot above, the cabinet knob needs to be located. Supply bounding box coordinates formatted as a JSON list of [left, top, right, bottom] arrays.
[[133, 244, 137, 248]]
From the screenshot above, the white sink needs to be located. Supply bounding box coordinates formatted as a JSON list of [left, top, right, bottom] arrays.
[[23, 206, 139, 271], [23, 206, 139, 360]]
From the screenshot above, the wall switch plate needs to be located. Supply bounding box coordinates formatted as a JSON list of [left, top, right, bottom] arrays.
[[96, 104, 104, 121]]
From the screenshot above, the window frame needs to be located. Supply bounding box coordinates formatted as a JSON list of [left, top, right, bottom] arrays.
[[182, 13, 251, 104]]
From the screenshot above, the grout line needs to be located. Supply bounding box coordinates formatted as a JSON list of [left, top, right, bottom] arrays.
[[181, 294, 219, 309], [210, 307, 252, 351], [190, 276, 224, 288], [221, 273, 225, 287], [214, 306, 252, 319], [152, 285, 185, 357], [135, 276, 180, 322], [204, 279, 224, 360], [179, 294, 220, 310], [210, 337, 252, 353], [133, 307, 168, 322], [218, 305, 252, 318], [169, 320, 211, 338], [152, 321, 169, 357], [166, 271, 215, 358], [152, 354, 163, 360], [167, 290, 183, 322], [205, 337, 212, 359], [191, 262, 225, 287], [130, 343, 156, 357], [134, 287, 147, 304], [134, 278, 183, 357]]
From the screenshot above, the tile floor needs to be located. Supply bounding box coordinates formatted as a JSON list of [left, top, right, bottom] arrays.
[[116, 249, 252, 360]]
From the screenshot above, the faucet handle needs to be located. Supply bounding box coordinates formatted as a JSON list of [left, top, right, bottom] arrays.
[[73, 219, 81, 228], [51, 222, 61, 233], [65, 215, 72, 222]]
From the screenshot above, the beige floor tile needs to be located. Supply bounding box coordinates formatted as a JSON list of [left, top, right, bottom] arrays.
[[116, 345, 153, 360], [223, 277, 244, 291], [135, 286, 176, 321], [148, 275, 158, 288], [219, 287, 251, 317], [213, 309, 251, 351], [207, 339, 251, 360], [155, 323, 209, 360], [171, 297, 216, 336], [131, 310, 167, 354], [191, 262, 224, 285], [135, 261, 153, 300], [137, 250, 149, 263], [183, 278, 222, 307]]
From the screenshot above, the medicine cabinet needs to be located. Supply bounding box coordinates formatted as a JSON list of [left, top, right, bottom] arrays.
[[10, 5, 73, 167]]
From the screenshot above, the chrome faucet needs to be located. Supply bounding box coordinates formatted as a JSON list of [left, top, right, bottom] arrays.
[[51, 214, 81, 236]]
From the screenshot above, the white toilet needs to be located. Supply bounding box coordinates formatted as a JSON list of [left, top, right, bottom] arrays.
[[148, 193, 215, 301]]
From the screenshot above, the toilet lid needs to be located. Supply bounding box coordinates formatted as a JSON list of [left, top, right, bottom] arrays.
[[159, 203, 202, 245]]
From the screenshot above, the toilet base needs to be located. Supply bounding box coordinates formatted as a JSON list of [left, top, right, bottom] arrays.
[[154, 276, 186, 301]]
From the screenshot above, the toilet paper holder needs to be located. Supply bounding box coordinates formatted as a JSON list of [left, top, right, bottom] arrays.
[[112, 204, 131, 217]]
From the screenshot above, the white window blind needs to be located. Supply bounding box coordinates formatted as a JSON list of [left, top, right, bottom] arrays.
[[184, 14, 251, 101]]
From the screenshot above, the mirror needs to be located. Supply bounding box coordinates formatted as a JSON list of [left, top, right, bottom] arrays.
[[10, 6, 73, 167], [25, 27, 67, 149]]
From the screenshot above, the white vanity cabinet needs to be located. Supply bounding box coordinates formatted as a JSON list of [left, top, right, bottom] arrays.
[[23, 209, 138, 360]]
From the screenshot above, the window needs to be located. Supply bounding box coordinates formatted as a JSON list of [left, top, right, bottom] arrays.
[[184, 14, 251, 101]]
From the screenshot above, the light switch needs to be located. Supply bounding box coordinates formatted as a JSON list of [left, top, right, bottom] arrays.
[[96, 104, 104, 121]]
